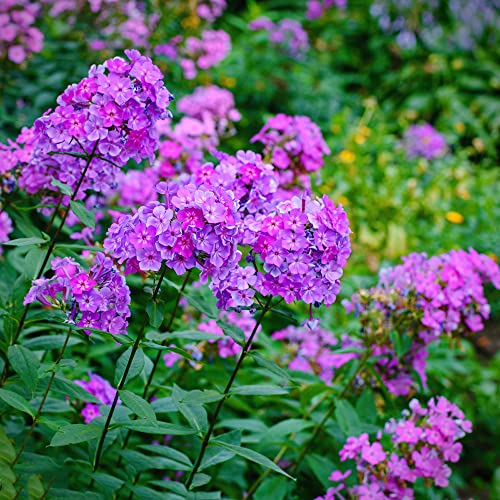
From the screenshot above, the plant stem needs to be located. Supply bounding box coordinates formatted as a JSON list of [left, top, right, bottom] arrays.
[[289, 350, 371, 474], [4, 143, 98, 365], [116, 270, 192, 471], [185, 297, 273, 489], [11, 327, 73, 467], [245, 391, 331, 498], [92, 266, 167, 472]]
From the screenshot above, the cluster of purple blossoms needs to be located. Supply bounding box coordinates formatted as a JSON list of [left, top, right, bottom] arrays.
[[21, 50, 171, 213], [317, 396, 472, 499], [164, 310, 260, 368], [343, 249, 500, 395], [403, 124, 447, 160], [195, 0, 227, 22], [233, 193, 351, 308], [43, 0, 158, 50], [251, 114, 331, 190], [24, 254, 131, 335], [272, 324, 359, 383], [103, 180, 241, 291], [177, 85, 241, 138], [248, 18, 309, 59], [155, 30, 231, 80], [75, 371, 120, 423], [0, 211, 13, 255], [306, 0, 346, 21], [114, 167, 159, 208], [0, 0, 43, 64]]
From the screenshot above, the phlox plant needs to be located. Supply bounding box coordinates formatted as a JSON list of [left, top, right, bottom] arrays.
[[0, 3, 499, 499]]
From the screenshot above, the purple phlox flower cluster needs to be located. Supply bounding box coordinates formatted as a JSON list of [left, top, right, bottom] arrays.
[[272, 325, 358, 383], [114, 167, 159, 208], [249, 17, 309, 58], [23, 253, 131, 335], [103, 180, 242, 293], [22, 50, 171, 212], [251, 113, 331, 190], [0, 126, 35, 195], [306, 0, 346, 21], [177, 85, 241, 138], [155, 30, 231, 80], [0, 211, 13, 255], [343, 248, 500, 396], [403, 124, 447, 160], [163, 310, 259, 368], [75, 371, 120, 423], [195, 0, 227, 22], [43, 0, 158, 50], [0, 0, 43, 64], [316, 396, 472, 499], [227, 193, 351, 308]]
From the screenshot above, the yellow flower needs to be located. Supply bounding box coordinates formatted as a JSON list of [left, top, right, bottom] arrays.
[[359, 125, 371, 137], [220, 76, 236, 88], [354, 134, 366, 145], [330, 123, 341, 134], [454, 122, 465, 134], [338, 195, 349, 206], [445, 211, 464, 224], [338, 149, 355, 164]]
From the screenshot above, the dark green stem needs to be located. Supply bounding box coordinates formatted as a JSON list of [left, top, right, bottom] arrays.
[[92, 266, 167, 472], [185, 297, 273, 489], [289, 350, 371, 474], [11, 327, 73, 467]]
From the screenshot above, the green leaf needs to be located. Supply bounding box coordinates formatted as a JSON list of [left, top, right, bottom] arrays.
[[231, 385, 289, 396], [3, 236, 48, 247], [261, 419, 314, 441], [172, 386, 208, 433], [0, 388, 35, 416], [190, 473, 211, 489], [114, 420, 196, 436], [51, 376, 102, 404], [8, 345, 40, 397], [24, 334, 82, 351], [0, 426, 15, 463], [179, 390, 223, 405], [163, 330, 222, 342], [199, 430, 241, 471], [250, 352, 291, 381], [139, 444, 192, 467], [91, 472, 124, 493], [208, 440, 294, 479], [15, 453, 59, 474], [184, 290, 218, 319], [334, 400, 362, 437], [146, 300, 166, 329], [119, 390, 157, 422], [51, 178, 73, 196], [49, 424, 102, 446], [305, 453, 336, 489], [219, 321, 245, 345], [69, 200, 96, 229], [254, 476, 290, 500], [114, 348, 145, 385]]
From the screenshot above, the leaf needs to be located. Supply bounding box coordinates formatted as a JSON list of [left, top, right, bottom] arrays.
[[119, 390, 156, 422], [261, 419, 314, 441], [184, 290, 218, 319], [305, 453, 336, 490], [0, 388, 35, 416], [114, 348, 145, 386], [254, 476, 290, 500], [3, 236, 48, 247], [151, 397, 176, 414], [172, 385, 208, 433], [70, 200, 96, 229], [164, 330, 222, 342], [139, 444, 192, 467], [115, 420, 196, 436], [51, 376, 101, 404], [49, 424, 102, 446], [15, 453, 59, 474], [208, 440, 294, 479], [199, 430, 241, 471], [334, 400, 362, 437], [219, 321, 245, 345], [250, 352, 291, 381], [179, 390, 223, 405], [24, 334, 82, 351], [146, 300, 166, 329], [231, 385, 289, 396], [0, 426, 15, 463], [8, 345, 40, 397], [190, 473, 211, 489], [91, 472, 124, 493], [51, 178, 73, 196]]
